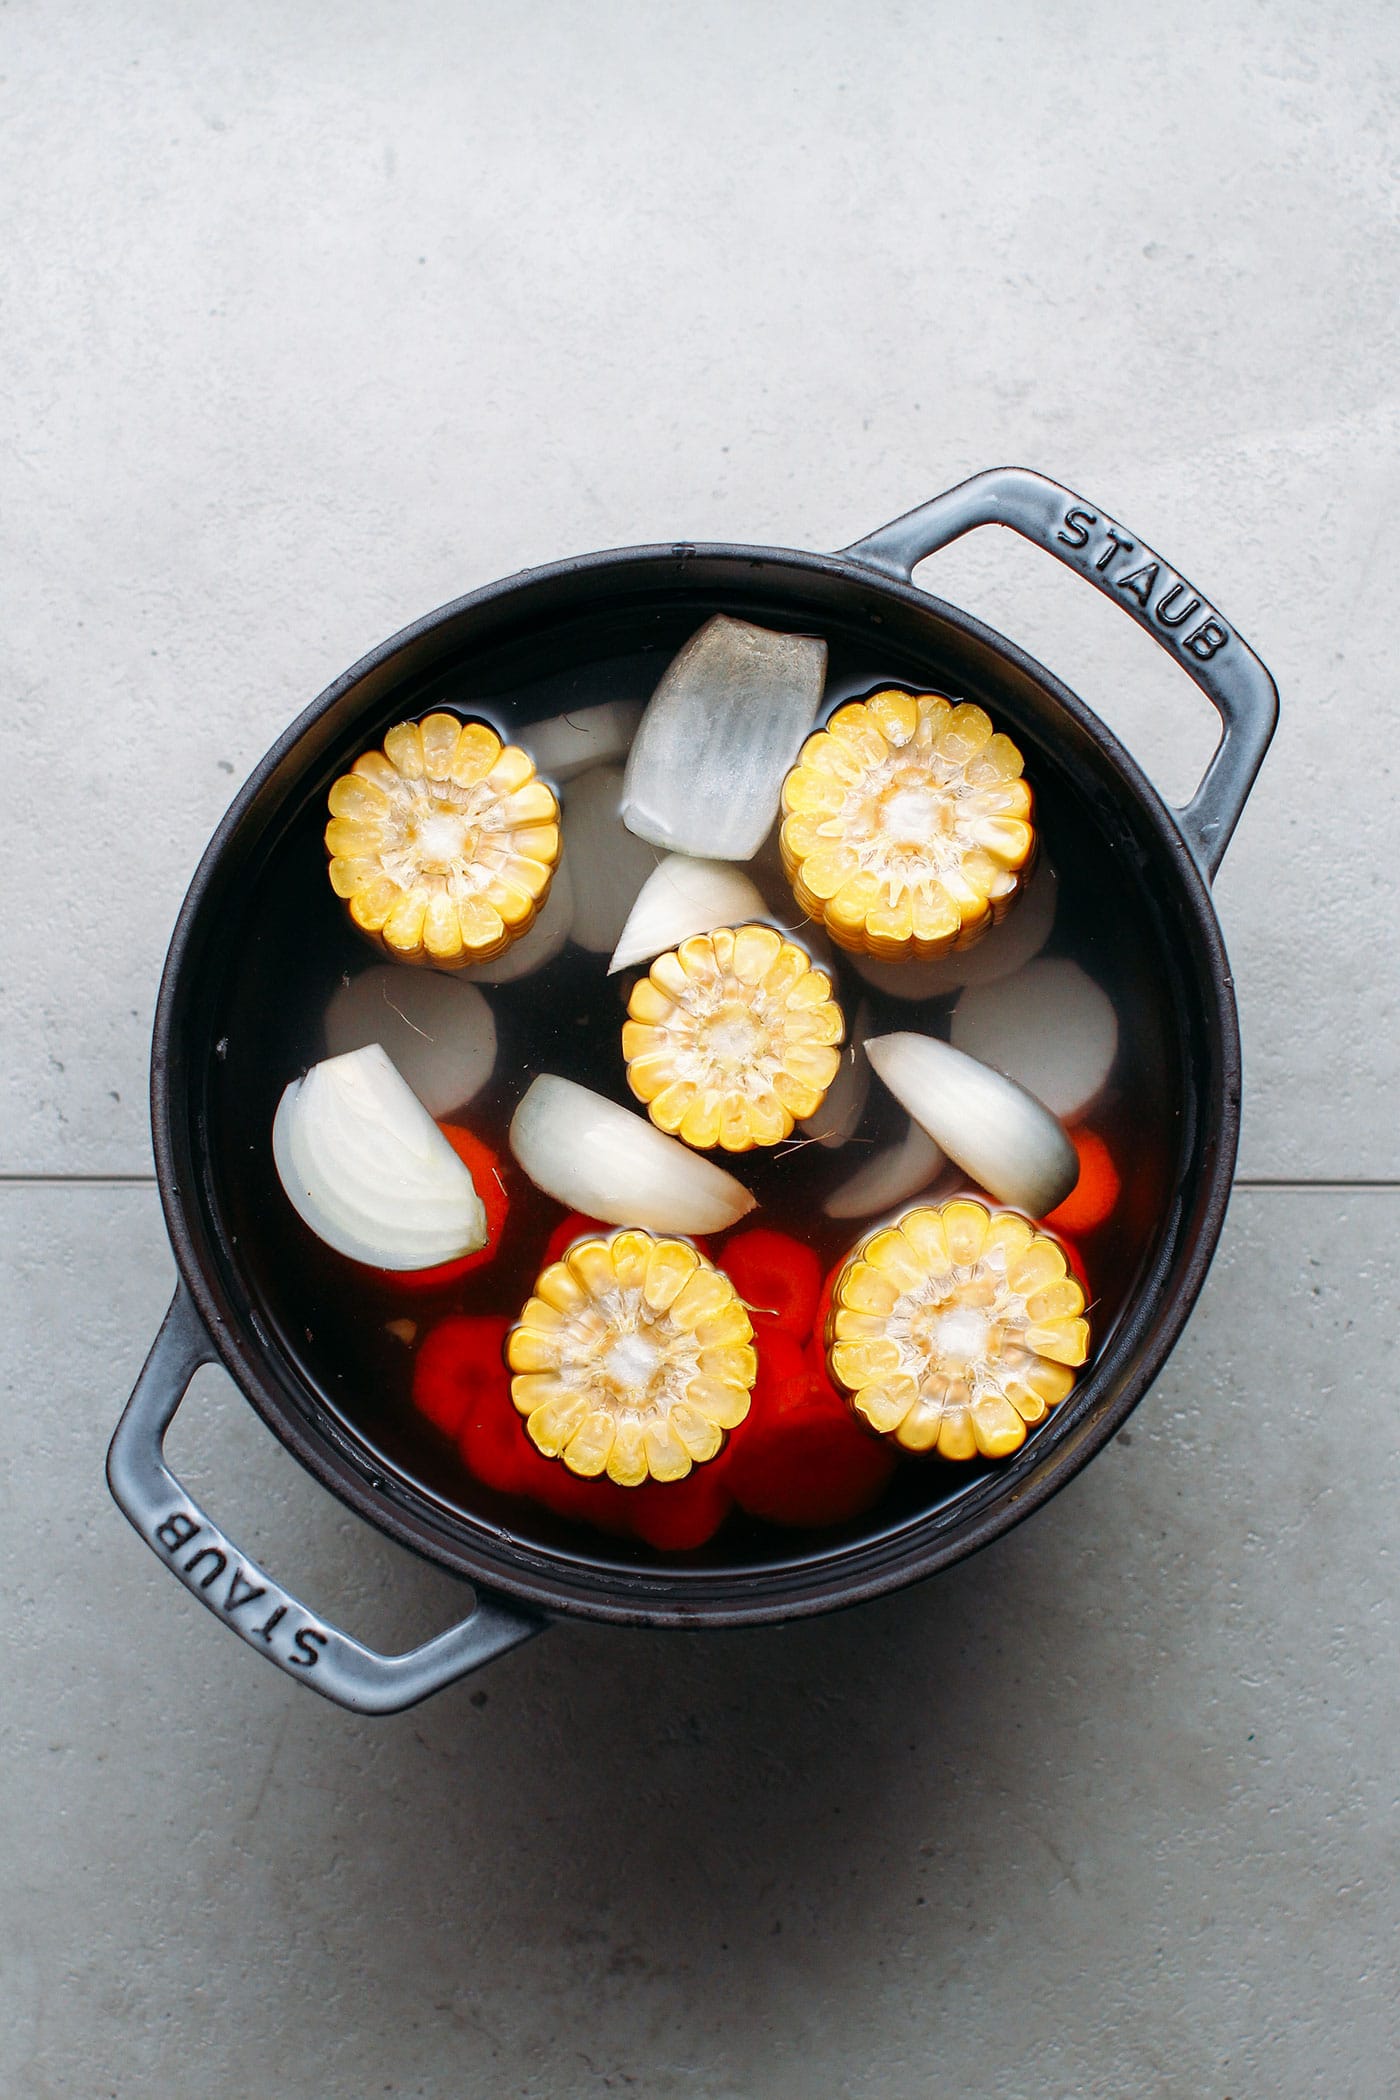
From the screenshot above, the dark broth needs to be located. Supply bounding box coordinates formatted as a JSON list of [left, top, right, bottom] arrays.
[[206, 605, 1180, 1566]]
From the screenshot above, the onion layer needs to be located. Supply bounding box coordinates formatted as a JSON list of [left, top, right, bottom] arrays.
[[608, 854, 769, 975], [273, 1044, 489, 1270], [866, 1031, 1078, 1218], [509, 1075, 755, 1235]]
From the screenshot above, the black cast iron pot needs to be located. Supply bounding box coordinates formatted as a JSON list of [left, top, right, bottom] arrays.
[[107, 468, 1278, 1713]]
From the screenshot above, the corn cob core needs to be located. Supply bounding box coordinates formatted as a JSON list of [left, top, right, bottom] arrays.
[[324, 712, 561, 969], [827, 1199, 1089, 1461], [779, 690, 1035, 961], [622, 924, 845, 1152], [507, 1230, 756, 1485]]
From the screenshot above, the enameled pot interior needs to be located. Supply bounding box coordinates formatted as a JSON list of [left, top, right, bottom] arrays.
[[160, 550, 1228, 1623]]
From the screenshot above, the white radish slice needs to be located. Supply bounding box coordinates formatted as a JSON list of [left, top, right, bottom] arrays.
[[951, 956, 1118, 1119], [824, 1118, 945, 1219], [460, 850, 576, 984], [801, 1000, 872, 1148], [509, 1075, 755, 1235], [519, 699, 643, 783], [323, 967, 497, 1119], [608, 854, 770, 975], [273, 1044, 488, 1270], [621, 615, 827, 861], [866, 1032, 1078, 1217], [747, 814, 794, 907], [851, 857, 1058, 1002], [562, 765, 659, 953]]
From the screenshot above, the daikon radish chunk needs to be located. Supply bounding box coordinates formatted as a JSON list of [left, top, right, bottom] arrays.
[[323, 967, 497, 1119], [520, 699, 644, 783], [622, 616, 827, 861], [824, 1118, 945, 1219], [951, 956, 1118, 1119], [563, 765, 659, 952]]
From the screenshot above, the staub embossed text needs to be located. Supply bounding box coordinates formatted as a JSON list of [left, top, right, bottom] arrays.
[[1055, 506, 1229, 664], [154, 1508, 329, 1668]]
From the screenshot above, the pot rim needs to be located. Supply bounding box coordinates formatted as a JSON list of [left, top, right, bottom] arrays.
[[151, 536, 1239, 1627]]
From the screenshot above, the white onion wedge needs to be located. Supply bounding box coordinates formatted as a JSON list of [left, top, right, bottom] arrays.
[[461, 850, 576, 983], [621, 615, 827, 861], [273, 1044, 488, 1270], [951, 956, 1118, 1119], [824, 1118, 945, 1219], [608, 854, 770, 975], [323, 966, 497, 1119], [562, 765, 659, 952], [866, 1032, 1078, 1217], [509, 1075, 755, 1235], [851, 857, 1058, 1002], [520, 699, 643, 783], [801, 1000, 872, 1148]]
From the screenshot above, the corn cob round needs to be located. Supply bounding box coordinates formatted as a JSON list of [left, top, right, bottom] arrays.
[[324, 712, 561, 969], [826, 1198, 1089, 1461], [622, 924, 844, 1153], [779, 690, 1035, 962], [507, 1229, 756, 1485]]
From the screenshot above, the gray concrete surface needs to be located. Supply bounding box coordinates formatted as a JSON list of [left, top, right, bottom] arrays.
[[2, 3, 1397, 2094]]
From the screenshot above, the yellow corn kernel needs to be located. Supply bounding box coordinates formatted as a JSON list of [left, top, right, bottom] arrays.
[[507, 1230, 755, 1485], [826, 1199, 1088, 1461], [622, 923, 845, 1153], [779, 691, 1036, 962], [325, 712, 560, 970]]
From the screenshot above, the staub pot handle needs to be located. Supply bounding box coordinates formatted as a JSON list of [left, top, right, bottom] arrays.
[[841, 466, 1279, 877], [107, 1288, 545, 1714]]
